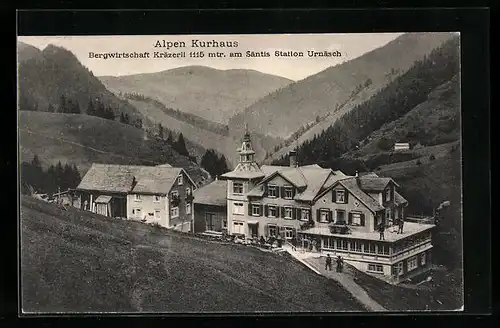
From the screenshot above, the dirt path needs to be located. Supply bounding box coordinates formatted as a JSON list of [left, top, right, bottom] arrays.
[[285, 248, 387, 312]]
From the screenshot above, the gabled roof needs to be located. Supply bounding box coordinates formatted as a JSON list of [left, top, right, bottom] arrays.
[[394, 191, 408, 206], [77, 164, 186, 195], [355, 172, 400, 191], [339, 178, 385, 212], [248, 164, 346, 202], [315, 177, 385, 213], [193, 180, 227, 206]]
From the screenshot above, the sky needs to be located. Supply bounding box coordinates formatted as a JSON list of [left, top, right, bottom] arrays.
[[18, 33, 403, 81]]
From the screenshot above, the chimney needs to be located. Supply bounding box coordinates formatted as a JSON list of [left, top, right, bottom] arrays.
[[289, 150, 297, 168]]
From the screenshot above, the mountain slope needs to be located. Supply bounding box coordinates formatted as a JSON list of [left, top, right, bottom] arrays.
[[21, 195, 363, 312], [124, 97, 281, 167], [17, 42, 141, 120], [99, 66, 293, 124], [18, 111, 210, 186], [271, 36, 460, 170], [232, 32, 456, 143]]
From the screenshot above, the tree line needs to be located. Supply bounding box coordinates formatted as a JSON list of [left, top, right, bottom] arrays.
[[272, 37, 460, 174], [200, 149, 229, 179], [21, 155, 82, 195]]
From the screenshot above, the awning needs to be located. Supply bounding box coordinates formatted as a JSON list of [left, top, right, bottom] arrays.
[[95, 195, 112, 203], [247, 221, 259, 225]]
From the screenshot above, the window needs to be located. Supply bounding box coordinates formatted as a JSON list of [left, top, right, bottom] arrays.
[[362, 242, 369, 253], [340, 240, 349, 250], [178, 175, 183, 185], [284, 186, 293, 199], [369, 243, 376, 254], [408, 256, 418, 271], [284, 207, 293, 219], [386, 208, 391, 219], [377, 244, 389, 255], [267, 185, 277, 198], [284, 226, 295, 239], [206, 213, 217, 231], [153, 195, 161, 203], [421, 253, 427, 266], [222, 219, 227, 229], [171, 190, 178, 198], [336, 190, 346, 203], [324, 237, 336, 249], [154, 210, 161, 219], [301, 209, 310, 221], [233, 182, 243, 194], [397, 262, 404, 275], [351, 212, 362, 225], [133, 208, 142, 217], [170, 207, 179, 218], [319, 210, 329, 223], [385, 188, 391, 202], [336, 210, 346, 223], [134, 194, 142, 202], [368, 264, 384, 273], [352, 241, 362, 252], [268, 205, 277, 218], [268, 225, 277, 237], [233, 202, 244, 215], [233, 221, 244, 234], [186, 187, 191, 196], [252, 204, 261, 216], [186, 203, 191, 214]]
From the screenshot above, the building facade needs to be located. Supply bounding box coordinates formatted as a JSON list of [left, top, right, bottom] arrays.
[[193, 179, 228, 234], [220, 132, 435, 283], [77, 164, 196, 231]]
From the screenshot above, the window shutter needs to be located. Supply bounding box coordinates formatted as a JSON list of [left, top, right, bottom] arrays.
[[259, 204, 263, 216], [276, 225, 280, 236], [276, 186, 280, 198], [328, 210, 333, 222], [281, 186, 286, 198], [263, 185, 268, 197], [265, 224, 269, 237], [292, 207, 296, 220], [281, 207, 285, 218], [316, 209, 321, 222], [264, 205, 268, 217], [292, 188, 296, 199], [332, 190, 336, 203], [348, 212, 353, 225], [248, 203, 252, 215], [296, 208, 302, 221], [360, 213, 365, 226], [344, 189, 349, 203]]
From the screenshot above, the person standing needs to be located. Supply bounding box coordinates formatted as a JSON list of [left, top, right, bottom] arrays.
[[398, 218, 404, 234], [378, 222, 385, 240], [325, 254, 332, 271], [336, 256, 344, 273]]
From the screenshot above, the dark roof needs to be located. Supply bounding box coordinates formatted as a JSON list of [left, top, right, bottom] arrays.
[[77, 164, 184, 194], [394, 191, 408, 206], [357, 177, 393, 191], [334, 178, 385, 212], [193, 180, 227, 206]]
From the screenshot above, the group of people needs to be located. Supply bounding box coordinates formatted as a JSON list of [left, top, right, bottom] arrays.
[[325, 254, 344, 272], [377, 217, 405, 240]]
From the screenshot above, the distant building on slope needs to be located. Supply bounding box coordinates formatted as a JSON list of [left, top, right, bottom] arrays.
[[394, 142, 411, 151], [219, 131, 435, 284], [76, 163, 197, 232]]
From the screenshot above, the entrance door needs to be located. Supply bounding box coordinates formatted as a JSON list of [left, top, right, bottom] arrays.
[[248, 224, 258, 237]]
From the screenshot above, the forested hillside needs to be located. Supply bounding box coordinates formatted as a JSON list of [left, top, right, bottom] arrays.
[[18, 42, 141, 122], [272, 36, 460, 172]]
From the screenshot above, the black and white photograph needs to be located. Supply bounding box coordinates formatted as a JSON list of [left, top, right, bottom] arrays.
[[17, 31, 463, 313]]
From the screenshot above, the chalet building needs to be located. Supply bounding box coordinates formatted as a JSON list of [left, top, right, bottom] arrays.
[[220, 131, 435, 283], [76, 163, 197, 232], [394, 142, 411, 151], [193, 179, 228, 234]]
